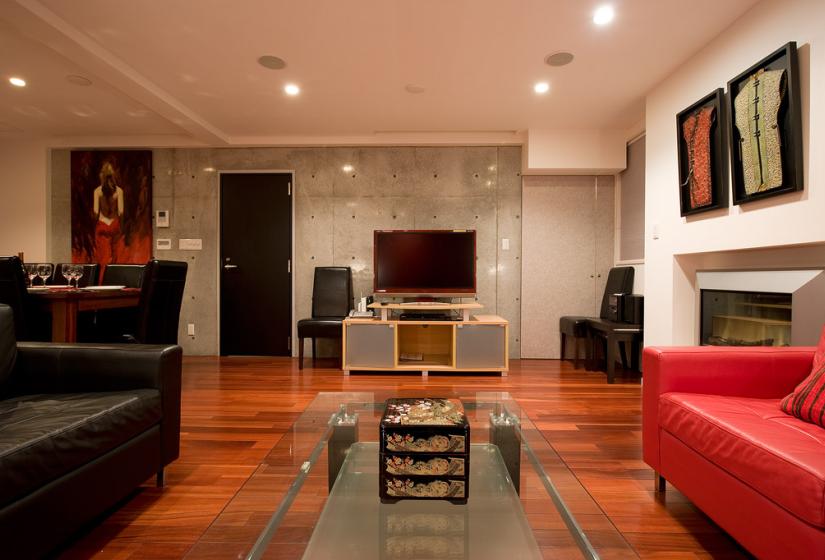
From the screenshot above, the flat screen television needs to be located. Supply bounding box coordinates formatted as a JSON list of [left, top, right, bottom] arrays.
[[374, 230, 476, 297]]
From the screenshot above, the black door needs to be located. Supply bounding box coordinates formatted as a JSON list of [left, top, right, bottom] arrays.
[[220, 173, 292, 356]]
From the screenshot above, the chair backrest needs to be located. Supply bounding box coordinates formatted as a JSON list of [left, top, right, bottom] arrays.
[[599, 266, 635, 319], [0, 304, 17, 392], [311, 267, 353, 318], [54, 263, 100, 288], [0, 257, 28, 339], [135, 260, 188, 344], [101, 264, 145, 288]]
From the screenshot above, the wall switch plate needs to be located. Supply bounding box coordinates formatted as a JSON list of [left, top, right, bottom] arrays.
[[156, 238, 172, 250], [179, 238, 203, 250], [156, 210, 170, 228], [187, 323, 195, 336], [502, 238, 510, 251]]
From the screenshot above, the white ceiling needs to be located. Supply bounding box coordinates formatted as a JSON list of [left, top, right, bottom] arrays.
[[0, 0, 759, 145]]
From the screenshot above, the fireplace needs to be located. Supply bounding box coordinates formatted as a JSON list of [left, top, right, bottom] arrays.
[[696, 269, 825, 347], [701, 289, 791, 346]]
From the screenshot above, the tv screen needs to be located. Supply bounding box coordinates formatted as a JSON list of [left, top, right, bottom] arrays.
[[374, 230, 476, 296]]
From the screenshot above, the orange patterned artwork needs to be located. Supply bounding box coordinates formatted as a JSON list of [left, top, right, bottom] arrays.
[[681, 106, 715, 210], [70, 150, 152, 266]]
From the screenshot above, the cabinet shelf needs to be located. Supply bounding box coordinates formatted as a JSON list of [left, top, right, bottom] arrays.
[[343, 316, 508, 376]]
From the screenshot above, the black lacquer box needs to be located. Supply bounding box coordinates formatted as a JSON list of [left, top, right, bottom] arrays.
[[379, 398, 470, 504]]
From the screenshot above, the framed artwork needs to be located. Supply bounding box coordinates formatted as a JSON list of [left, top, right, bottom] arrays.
[[727, 42, 803, 205], [71, 150, 153, 266], [677, 88, 728, 216]]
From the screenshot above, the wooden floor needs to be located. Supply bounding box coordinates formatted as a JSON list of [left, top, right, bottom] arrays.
[[58, 357, 749, 559]]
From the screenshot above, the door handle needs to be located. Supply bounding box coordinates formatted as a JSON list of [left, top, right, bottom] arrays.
[[223, 264, 238, 270]]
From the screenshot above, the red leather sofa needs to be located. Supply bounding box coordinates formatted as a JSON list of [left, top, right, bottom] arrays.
[[643, 346, 825, 559]]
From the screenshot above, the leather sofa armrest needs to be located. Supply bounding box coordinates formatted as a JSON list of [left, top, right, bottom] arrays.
[[642, 346, 814, 471], [13, 342, 182, 465]]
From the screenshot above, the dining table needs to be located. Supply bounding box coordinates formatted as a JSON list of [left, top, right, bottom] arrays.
[[27, 286, 140, 343]]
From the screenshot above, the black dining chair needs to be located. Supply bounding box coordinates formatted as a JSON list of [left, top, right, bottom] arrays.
[[131, 260, 189, 344], [86, 263, 147, 341], [53, 263, 100, 287], [297, 267, 353, 369], [89, 261, 187, 345], [0, 256, 30, 339], [101, 263, 145, 287]]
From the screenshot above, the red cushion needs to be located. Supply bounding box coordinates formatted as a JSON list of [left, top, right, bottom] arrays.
[[781, 326, 825, 427], [660, 392, 825, 527]]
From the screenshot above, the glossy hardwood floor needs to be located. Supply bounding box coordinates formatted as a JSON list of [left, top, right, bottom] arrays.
[[58, 357, 749, 559]]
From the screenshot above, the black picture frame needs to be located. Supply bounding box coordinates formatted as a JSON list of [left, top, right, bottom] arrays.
[[727, 41, 803, 205], [677, 88, 728, 216]]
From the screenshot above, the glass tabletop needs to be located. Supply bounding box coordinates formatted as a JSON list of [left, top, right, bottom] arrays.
[[184, 392, 637, 559]]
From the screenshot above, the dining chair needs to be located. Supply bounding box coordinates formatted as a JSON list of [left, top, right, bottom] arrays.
[[86, 263, 147, 341], [131, 260, 189, 344], [0, 256, 30, 339], [101, 263, 145, 287], [297, 267, 353, 369]]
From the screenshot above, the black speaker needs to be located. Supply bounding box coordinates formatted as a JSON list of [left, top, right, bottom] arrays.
[[621, 294, 644, 325], [607, 293, 624, 322]]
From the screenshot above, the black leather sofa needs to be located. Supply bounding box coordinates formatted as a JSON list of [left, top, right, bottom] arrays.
[[0, 304, 182, 558]]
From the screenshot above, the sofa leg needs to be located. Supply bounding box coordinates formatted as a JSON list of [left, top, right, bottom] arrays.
[[298, 337, 304, 370], [156, 469, 165, 488], [655, 472, 666, 493]]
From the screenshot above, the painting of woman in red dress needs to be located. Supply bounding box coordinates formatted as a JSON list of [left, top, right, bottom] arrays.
[[71, 150, 152, 267]]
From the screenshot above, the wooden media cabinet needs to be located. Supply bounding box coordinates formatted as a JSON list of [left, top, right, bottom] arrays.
[[342, 302, 508, 376]]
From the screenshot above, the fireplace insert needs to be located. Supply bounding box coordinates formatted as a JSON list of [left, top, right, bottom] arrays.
[[700, 289, 791, 346]]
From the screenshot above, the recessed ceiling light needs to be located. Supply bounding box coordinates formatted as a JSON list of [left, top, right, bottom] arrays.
[[534, 82, 550, 94], [545, 51, 575, 67], [593, 5, 615, 25], [9, 77, 26, 87], [405, 84, 425, 94], [284, 83, 300, 96], [258, 55, 287, 70], [342, 164, 354, 173], [66, 74, 92, 86]]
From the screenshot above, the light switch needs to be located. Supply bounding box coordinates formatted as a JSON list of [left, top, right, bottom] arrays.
[[156, 238, 172, 250], [502, 238, 510, 251], [179, 238, 203, 250], [156, 210, 170, 228], [187, 323, 195, 336]]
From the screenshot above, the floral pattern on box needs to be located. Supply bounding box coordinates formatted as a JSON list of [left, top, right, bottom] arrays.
[[383, 398, 466, 426], [385, 478, 466, 498], [386, 456, 465, 476], [385, 433, 465, 453]]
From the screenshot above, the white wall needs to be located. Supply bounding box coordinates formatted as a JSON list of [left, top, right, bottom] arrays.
[[524, 129, 627, 174], [0, 139, 50, 261], [644, 0, 825, 346]]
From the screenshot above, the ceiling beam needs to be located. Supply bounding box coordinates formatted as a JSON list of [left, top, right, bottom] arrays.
[[3, 0, 230, 145]]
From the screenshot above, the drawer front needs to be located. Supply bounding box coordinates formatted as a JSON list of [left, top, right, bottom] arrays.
[[455, 324, 506, 369], [346, 323, 394, 368], [382, 453, 466, 476], [381, 476, 467, 500]]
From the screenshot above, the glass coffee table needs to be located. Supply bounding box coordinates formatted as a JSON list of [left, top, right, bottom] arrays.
[[185, 392, 637, 559]]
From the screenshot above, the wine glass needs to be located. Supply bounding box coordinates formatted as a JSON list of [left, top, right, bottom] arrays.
[[25, 264, 38, 287], [73, 265, 84, 288], [62, 264, 76, 288], [36, 263, 52, 286]]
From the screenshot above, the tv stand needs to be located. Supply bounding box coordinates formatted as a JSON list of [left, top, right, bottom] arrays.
[[342, 302, 508, 377]]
